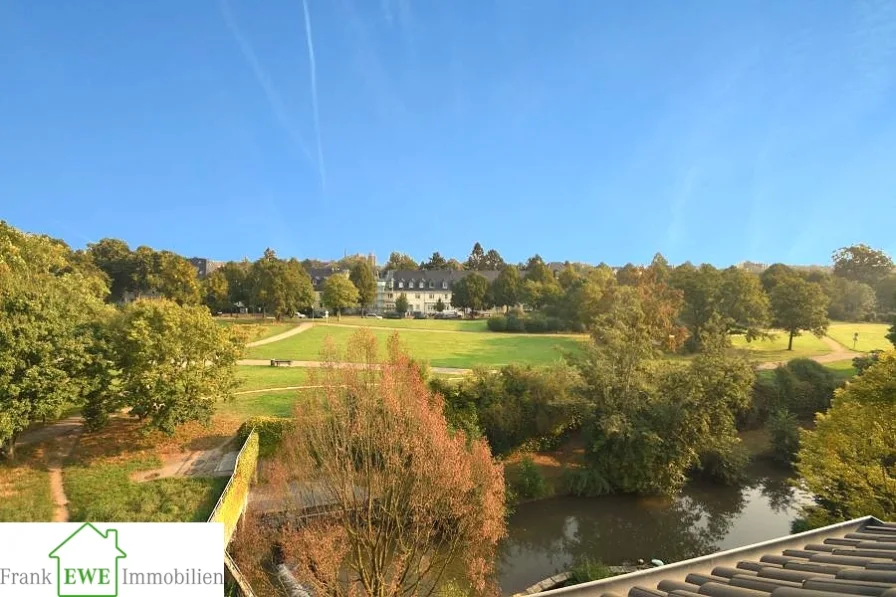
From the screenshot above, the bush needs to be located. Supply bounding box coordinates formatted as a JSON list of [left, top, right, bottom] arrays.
[[774, 359, 837, 419], [852, 350, 883, 376], [523, 315, 547, 333], [510, 456, 550, 499], [570, 558, 612, 584], [561, 466, 611, 497], [236, 416, 294, 456], [767, 409, 800, 466], [486, 316, 507, 332], [384, 311, 402, 319], [505, 314, 526, 332], [694, 442, 749, 484]]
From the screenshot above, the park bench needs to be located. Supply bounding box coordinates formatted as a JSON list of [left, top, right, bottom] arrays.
[[270, 359, 293, 367]]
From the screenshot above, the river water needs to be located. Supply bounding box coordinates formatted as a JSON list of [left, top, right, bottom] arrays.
[[498, 464, 810, 595]]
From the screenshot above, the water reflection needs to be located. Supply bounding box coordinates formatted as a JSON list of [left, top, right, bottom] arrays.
[[498, 465, 808, 595]]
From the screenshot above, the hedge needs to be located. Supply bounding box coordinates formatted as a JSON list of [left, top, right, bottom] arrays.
[[236, 416, 294, 457], [209, 430, 259, 545]]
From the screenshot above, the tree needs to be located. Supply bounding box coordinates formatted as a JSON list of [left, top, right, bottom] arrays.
[[615, 263, 643, 286], [395, 292, 409, 316], [524, 254, 553, 283], [435, 297, 446, 312], [649, 253, 671, 283], [828, 277, 877, 321], [887, 320, 896, 348], [445, 258, 464, 271], [99, 299, 242, 434], [490, 265, 523, 309], [153, 250, 201, 305], [769, 276, 829, 350], [218, 260, 251, 309], [422, 251, 447, 270], [465, 242, 486, 270], [201, 270, 230, 313], [798, 352, 896, 522], [483, 248, 505, 270], [234, 333, 506, 597], [760, 263, 798, 293], [382, 251, 417, 272], [1, 226, 112, 459], [86, 238, 135, 301], [557, 263, 582, 290], [874, 274, 896, 313], [832, 244, 894, 286], [322, 274, 359, 319], [717, 266, 770, 338], [248, 250, 315, 320], [451, 273, 491, 315], [349, 262, 377, 313]]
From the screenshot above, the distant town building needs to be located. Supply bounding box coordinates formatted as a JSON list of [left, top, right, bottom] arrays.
[[189, 257, 223, 278]]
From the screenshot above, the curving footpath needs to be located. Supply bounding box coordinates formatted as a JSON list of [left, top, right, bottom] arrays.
[[246, 322, 313, 347], [755, 336, 856, 370]]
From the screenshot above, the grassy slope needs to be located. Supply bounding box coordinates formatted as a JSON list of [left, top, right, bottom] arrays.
[[220, 389, 306, 419], [827, 322, 892, 352], [64, 456, 227, 522], [730, 331, 831, 362], [236, 367, 311, 391], [246, 325, 585, 369], [0, 462, 54, 521]]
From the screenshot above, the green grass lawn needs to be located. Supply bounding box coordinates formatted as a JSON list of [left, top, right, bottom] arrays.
[[0, 463, 54, 521], [64, 456, 228, 522], [322, 316, 489, 332], [220, 389, 307, 419], [236, 366, 311, 391], [827, 322, 892, 352], [823, 359, 858, 382], [730, 331, 831, 362], [246, 325, 585, 369], [216, 318, 301, 341]]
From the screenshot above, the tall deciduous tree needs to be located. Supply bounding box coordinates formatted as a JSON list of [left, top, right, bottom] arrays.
[[201, 269, 230, 313], [483, 248, 506, 270], [382, 251, 417, 272], [490, 265, 523, 309], [828, 277, 877, 321], [101, 299, 242, 434], [451, 273, 491, 315], [349, 262, 377, 314], [249, 250, 315, 320], [86, 238, 135, 301], [0, 227, 112, 459], [322, 274, 360, 319], [769, 276, 829, 350], [234, 333, 506, 597], [218, 260, 251, 308], [832, 244, 894, 286], [798, 352, 896, 522], [760, 263, 797, 293], [153, 250, 201, 305]]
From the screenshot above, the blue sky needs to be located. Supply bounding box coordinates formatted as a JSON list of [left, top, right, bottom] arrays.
[[2, 1, 895, 267]]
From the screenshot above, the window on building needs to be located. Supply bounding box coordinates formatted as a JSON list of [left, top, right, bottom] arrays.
[[429, 281, 434, 288], [415, 294, 421, 299], [429, 294, 434, 299], [388, 293, 393, 299], [398, 281, 404, 289], [442, 281, 448, 289]]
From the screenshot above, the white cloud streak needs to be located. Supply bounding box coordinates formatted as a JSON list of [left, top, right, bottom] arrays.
[[301, 0, 327, 190], [219, 0, 315, 165]]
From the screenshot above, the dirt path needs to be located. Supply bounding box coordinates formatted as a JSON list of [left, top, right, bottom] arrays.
[[756, 335, 857, 370], [247, 322, 313, 347], [131, 437, 239, 482], [237, 359, 471, 375]]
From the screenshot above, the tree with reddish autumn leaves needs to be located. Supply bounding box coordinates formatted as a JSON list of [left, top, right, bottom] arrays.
[[232, 331, 506, 597]]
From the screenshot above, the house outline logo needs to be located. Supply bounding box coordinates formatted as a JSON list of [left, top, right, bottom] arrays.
[[48, 523, 127, 597]]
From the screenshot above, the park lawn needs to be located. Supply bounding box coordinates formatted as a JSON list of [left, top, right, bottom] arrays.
[[824, 359, 858, 382], [321, 316, 489, 332], [219, 389, 308, 419], [64, 456, 227, 522], [246, 325, 585, 369], [216, 318, 300, 341], [827, 322, 892, 352], [0, 461, 54, 521], [236, 366, 311, 391], [730, 331, 831, 362]]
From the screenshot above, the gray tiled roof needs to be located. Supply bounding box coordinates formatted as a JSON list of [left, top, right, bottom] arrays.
[[540, 517, 896, 597], [386, 269, 500, 288]]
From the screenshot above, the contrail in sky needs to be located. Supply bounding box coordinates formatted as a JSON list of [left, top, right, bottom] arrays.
[[302, 0, 327, 190], [220, 0, 314, 164]]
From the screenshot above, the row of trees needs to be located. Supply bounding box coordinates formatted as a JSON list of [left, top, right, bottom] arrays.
[[0, 222, 243, 460]]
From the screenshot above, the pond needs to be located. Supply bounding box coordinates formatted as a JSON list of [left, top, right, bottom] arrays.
[[498, 463, 811, 595]]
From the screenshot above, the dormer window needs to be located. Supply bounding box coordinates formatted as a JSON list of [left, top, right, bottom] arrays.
[[398, 281, 404, 289], [429, 281, 434, 288], [409, 281, 415, 289], [442, 281, 448, 289], [419, 279, 425, 288]]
